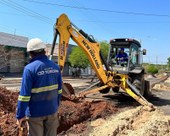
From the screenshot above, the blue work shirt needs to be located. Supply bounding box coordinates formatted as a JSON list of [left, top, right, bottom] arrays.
[[116, 52, 128, 62], [16, 55, 62, 119]]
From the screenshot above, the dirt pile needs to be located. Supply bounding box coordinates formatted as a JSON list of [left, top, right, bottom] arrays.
[[0, 87, 118, 135], [165, 77, 170, 83], [0, 87, 20, 136], [58, 100, 118, 134], [90, 106, 170, 136], [153, 77, 170, 91], [153, 83, 170, 91]]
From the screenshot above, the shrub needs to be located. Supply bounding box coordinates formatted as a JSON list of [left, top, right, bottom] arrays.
[[147, 64, 158, 74]]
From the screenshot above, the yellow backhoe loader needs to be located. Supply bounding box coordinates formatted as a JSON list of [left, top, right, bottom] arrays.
[[49, 13, 154, 109]]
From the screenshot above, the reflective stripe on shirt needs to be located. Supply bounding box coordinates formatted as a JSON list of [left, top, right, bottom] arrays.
[[58, 89, 62, 94], [18, 95, 31, 102], [31, 84, 58, 93]]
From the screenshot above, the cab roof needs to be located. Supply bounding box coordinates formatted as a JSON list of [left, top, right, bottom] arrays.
[[110, 38, 141, 48]]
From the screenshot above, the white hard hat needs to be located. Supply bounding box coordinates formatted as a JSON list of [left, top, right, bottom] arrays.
[[27, 38, 46, 52]]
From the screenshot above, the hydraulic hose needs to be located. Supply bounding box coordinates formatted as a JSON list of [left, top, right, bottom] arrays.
[[49, 29, 59, 60]]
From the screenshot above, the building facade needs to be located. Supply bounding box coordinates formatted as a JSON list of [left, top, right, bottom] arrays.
[[0, 32, 28, 73]]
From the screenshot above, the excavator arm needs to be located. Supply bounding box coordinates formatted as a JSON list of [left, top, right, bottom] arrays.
[[50, 14, 154, 109], [51, 14, 110, 85]]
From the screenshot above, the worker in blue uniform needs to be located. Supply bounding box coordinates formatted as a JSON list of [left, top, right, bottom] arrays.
[[116, 48, 128, 65], [16, 38, 62, 136]]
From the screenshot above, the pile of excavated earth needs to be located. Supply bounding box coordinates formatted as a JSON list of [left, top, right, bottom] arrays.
[[153, 76, 170, 91], [0, 75, 170, 136], [0, 87, 19, 136], [0, 87, 118, 136], [89, 107, 170, 136]]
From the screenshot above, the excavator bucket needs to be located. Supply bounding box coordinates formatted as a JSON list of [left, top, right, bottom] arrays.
[[62, 83, 76, 100]]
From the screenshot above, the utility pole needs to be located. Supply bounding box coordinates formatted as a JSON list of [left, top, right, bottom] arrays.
[[148, 57, 150, 64], [156, 56, 158, 65], [14, 29, 16, 35]]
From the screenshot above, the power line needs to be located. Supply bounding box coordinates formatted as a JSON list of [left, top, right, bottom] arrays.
[[72, 20, 170, 24], [0, 10, 169, 24], [0, 11, 26, 16], [0, 1, 169, 25], [23, 0, 170, 17], [1, 11, 169, 24], [0, 0, 53, 24]]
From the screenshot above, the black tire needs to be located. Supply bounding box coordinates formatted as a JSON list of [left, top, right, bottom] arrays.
[[112, 86, 119, 93], [99, 87, 110, 94]]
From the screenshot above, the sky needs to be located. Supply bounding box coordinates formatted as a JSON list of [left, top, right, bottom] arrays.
[[0, 0, 169, 64]]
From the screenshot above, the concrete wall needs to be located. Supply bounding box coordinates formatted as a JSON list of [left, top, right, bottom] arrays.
[[0, 46, 9, 72], [9, 49, 26, 72], [0, 45, 26, 73], [0, 32, 28, 73]]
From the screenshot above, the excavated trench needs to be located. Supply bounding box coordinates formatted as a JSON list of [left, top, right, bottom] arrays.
[[0, 87, 118, 136]]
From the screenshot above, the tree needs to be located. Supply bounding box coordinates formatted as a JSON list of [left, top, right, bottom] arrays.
[[167, 57, 170, 68], [99, 41, 109, 60], [68, 46, 89, 69], [167, 57, 170, 66], [68, 41, 109, 69]]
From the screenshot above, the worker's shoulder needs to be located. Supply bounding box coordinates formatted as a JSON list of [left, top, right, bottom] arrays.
[[25, 60, 59, 70], [50, 61, 60, 70], [24, 58, 43, 69], [47, 59, 59, 67], [24, 61, 37, 70]]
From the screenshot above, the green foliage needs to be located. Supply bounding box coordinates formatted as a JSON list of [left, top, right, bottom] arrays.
[[99, 41, 109, 60], [143, 63, 168, 73], [147, 64, 159, 74], [68, 46, 89, 69], [167, 57, 170, 69], [167, 57, 170, 64], [68, 41, 109, 69]]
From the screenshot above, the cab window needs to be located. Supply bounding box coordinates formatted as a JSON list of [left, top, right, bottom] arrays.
[[130, 44, 139, 65]]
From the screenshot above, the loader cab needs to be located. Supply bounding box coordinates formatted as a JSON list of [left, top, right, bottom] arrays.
[[108, 38, 146, 74]]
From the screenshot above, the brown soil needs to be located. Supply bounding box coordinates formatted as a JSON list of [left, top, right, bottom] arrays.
[[58, 100, 118, 134], [0, 87, 118, 136], [0, 87, 21, 136]]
